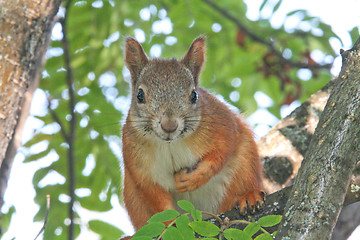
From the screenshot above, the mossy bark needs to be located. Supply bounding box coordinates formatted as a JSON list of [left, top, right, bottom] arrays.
[[276, 38, 360, 239]]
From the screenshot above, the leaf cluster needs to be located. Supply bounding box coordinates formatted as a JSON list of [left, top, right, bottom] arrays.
[[131, 200, 282, 240]]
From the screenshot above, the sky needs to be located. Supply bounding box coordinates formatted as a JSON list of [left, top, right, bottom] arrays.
[[1, 0, 360, 239]]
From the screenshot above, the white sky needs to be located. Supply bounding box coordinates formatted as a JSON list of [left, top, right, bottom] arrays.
[[2, 0, 360, 239]]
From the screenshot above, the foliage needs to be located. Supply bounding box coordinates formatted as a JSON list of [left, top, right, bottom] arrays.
[[132, 200, 282, 240], [4, 0, 358, 238], [0, 206, 15, 235]]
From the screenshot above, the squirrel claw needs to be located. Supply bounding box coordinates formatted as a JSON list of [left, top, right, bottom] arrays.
[[235, 189, 265, 216], [255, 200, 262, 210], [240, 205, 248, 216]]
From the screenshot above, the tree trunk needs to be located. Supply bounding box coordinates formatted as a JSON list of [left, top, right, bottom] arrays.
[[206, 38, 360, 240], [0, 0, 61, 212], [275, 38, 360, 239]]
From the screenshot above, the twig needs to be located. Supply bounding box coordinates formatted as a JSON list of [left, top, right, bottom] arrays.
[[47, 99, 69, 142], [60, 0, 76, 239], [202, 211, 224, 224], [34, 195, 51, 240], [229, 219, 270, 235], [201, 0, 332, 70]]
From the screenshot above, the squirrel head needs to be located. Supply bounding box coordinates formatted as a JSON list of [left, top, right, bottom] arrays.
[[124, 36, 206, 142]]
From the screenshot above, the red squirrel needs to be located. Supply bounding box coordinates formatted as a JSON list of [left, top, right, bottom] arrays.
[[122, 36, 264, 233]]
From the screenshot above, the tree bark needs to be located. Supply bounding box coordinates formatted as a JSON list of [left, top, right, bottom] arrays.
[[205, 39, 360, 239], [209, 175, 360, 233], [0, 0, 60, 212], [331, 202, 360, 240], [275, 37, 360, 239], [254, 42, 360, 239], [258, 81, 333, 193]]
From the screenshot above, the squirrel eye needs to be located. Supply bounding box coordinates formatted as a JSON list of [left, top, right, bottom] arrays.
[[190, 90, 198, 104], [137, 88, 145, 103]]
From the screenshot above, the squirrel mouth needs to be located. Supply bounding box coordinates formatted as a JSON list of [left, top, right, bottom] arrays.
[[158, 133, 179, 143], [164, 135, 177, 143]]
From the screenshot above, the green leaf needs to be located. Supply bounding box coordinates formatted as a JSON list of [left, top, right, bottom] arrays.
[[176, 215, 195, 239], [147, 209, 179, 223], [177, 200, 195, 212], [258, 215, 282, 227], [189, 221, 220, 237], [223, 228, 252, 240], [88, 220, 124, 238], [244, 222, 261, 237], [23, 133, 49, 148], [273, 0, 282, 13], [1, 206, 15, 235], [163, 226, 184, 240], [254, 232, 273, 240], [349, 27, 360, 46], [286, 9, 306, 18], [191, 209, 202, 221], [259, 0, 268, 11], [132, 237, 152, 240], [133, 222, 165, 238], [24, 146, 51, 163]]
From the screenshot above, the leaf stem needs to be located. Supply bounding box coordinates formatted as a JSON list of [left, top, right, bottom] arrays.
[[156, 217, 179, 240], [229, 220, 270, 235], [201, 211, 224, 225]]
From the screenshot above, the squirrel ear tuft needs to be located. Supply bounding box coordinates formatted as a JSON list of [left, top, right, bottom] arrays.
[[181, 36, 206, 85], [124, 37, 149, 82]]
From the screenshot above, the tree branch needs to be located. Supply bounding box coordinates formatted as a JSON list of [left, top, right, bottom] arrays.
[[209, 177, 360, 233], [34, 195, 50, 240], [203, 37, 360, 239], [275, 36, 360, 239], [201, 0, 332, 70], [48, 100, 70, 143], [60, 0, 76, 239]]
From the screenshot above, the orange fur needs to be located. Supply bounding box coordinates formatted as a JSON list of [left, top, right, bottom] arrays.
[[122, 123, 175, 229], [121, 37, 264, 239]]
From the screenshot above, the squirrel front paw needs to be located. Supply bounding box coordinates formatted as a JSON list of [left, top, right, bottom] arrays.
[[174, 161, 212, 193], [235, 189, 266, 215]]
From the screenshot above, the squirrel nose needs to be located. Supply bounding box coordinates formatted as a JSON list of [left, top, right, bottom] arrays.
[[160, 117, 178, 133]]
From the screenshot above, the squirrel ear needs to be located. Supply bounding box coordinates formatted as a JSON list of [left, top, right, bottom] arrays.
[[124, 37, 149, 82], [181, 36, 206, 85]]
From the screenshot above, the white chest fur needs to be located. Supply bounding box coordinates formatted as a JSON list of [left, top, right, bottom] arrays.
[[151, 140, 231, 213], [152, 140, 197, 191]]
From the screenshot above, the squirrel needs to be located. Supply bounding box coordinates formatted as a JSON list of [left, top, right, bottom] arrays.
[[122, 36, 265, 233]]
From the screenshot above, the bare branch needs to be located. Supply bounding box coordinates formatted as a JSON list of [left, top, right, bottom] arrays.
[[60, 0, 76, 239], [47, 100, 70, 142], [201, 0, 332, 70]]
